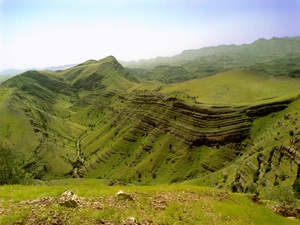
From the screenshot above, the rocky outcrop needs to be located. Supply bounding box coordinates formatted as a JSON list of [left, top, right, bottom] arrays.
[[57, 190, 83, 208], [245, 100, 292, 117], [273, 204, 300, 219], [116, 190, 134, 201]]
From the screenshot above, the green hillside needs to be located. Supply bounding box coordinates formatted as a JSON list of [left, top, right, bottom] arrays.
[[161, 70, 300, 105], [0, 74, 15, 84], [1, 37, 300, 222], [0, 56, 139, 181]]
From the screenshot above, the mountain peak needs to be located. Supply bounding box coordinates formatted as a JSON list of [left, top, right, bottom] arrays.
[[98, 55, 118, 63], [75, 56, 118, 68]]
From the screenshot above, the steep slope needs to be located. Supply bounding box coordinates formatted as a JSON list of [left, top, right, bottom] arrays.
[[185, 97, 300, 197], [0, 56, 138, 180], [1, 71, 80, 179], [80, 92, 251, 183], [60, 56, 138, 91], [79, 71, 300, 185]]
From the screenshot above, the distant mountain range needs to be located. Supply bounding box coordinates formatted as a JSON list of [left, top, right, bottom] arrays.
[[121, 36, 300, 68], [121, 36, 300, 83], [0, 64, 75, 76], [0, 64, 76, 84]]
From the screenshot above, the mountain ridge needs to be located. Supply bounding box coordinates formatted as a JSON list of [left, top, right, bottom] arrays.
[[121, 36, 300, 68], [121, 36, 300, 84]]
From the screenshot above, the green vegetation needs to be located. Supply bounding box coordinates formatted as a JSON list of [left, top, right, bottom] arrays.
[[293, 178, 300, 197], [1, 183, 299, 224], [0, 74, 16, 84], [160, 70, 300, 105], [1, 36, 300, 222], [0, 144, 24, 185]]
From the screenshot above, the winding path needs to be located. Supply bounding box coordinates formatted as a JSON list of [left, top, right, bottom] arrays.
[[72, 131, 87, 177]]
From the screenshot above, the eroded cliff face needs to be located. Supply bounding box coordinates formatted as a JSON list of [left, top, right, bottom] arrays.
[[73, 91, 292, 184], [126, 93, 251, 146]]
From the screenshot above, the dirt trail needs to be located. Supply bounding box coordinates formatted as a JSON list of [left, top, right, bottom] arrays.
[[72, 131, 87, 177], [77, 132, 86, 159]]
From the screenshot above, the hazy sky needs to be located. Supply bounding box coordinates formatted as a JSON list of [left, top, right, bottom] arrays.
[[1, 0, 300, 70]]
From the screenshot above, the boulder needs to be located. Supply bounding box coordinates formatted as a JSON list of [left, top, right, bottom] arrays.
[[116, 190, 134, 201], [122, 216, 138, 225], [57, 190, 83, 208]]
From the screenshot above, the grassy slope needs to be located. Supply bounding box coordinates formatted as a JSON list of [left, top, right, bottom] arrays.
[[0, 76, 81, 179], [0, 183, 298, 225], [160, 70, 300, 105], [78, 89, 245, 184], [72, 70, 300, 189], [0, 56, 140, 181], [0, 74, 16, 84]]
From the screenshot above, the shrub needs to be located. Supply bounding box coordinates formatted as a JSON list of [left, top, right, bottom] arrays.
[[247, 183, 259, 195], [279, 173, 287, 181], [265, 165, 272, 173], [223, 174, 228, 183], [293, 178, 300, 197], [230, 183, 239, 193], [264, 186, 296, 207], [152, 173, 157, 179], [253, 170, 260, 183]]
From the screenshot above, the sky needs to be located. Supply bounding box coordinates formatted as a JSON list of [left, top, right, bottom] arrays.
[[0, 0, 300, 71]]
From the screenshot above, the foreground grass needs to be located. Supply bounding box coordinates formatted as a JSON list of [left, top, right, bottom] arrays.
[[0, 181, 298, 224]]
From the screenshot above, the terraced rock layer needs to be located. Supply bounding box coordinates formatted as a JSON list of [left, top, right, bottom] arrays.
[[124, 93, 293, 146], [126, 93, 251, 146], [80, 92, 293, 183]]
